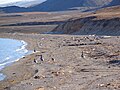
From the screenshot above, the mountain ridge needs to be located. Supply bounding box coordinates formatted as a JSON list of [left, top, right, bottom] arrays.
[[0, 0, 120, 13]]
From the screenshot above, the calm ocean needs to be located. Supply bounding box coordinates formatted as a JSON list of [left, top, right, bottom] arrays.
[[0, 38, 31, 81]]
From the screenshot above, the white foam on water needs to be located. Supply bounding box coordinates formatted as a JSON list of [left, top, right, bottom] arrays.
[[103, 36, 111, 38], [0, 38, 32, 81], [15, 40, 27, 52]]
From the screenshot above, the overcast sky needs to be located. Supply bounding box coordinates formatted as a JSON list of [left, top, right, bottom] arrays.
[[0, 0, 45, 4]]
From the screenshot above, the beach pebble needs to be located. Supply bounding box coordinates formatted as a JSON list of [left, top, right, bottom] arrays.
[[98, 84, 105, 87], [4, 87, 10, 90], [35, 69, 39, 73], [118, 85, 120, 88], [68, 70, 72, 74], [35, 87, 44, 90], [107, 83, 111, 86], [41, 38, 45, 40], [13, 73, 16, 75], [94, 57, 98, 59], [34, 76, 40, 79], [53, 86, 57, 89], [22, 56, 25, 58], [52, 71, 60, 76], [40, 75, 46, 79], [26, 82, 33, 86]]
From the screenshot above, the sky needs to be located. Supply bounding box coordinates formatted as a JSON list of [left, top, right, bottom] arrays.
[[0, 0, 45, 4]]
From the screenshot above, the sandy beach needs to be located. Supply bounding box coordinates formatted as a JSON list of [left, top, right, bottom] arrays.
[[0, 33, 120, 90]]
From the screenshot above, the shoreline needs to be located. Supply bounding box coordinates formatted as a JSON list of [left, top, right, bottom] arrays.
[[0, 33, 119, 90], [0, 38, 33, 81], [0, 33, 40, 90]]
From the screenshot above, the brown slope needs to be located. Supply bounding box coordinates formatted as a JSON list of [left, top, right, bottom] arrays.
[[51, 6, 120, 36]]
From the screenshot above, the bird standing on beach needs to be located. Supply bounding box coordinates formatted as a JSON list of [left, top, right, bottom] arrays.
[[81, 51, 84, 58], [40, 55, 44, 61], [34, 48, 36, 52], [34, 59, 37, 63]]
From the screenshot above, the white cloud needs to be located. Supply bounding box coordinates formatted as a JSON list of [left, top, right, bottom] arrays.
[[0, 0, 23, 4], [0, 0, 46, 7], [0, 0, 42, 4]]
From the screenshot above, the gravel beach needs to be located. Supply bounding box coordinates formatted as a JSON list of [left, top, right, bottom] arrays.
[[0, 33, 120, 90]]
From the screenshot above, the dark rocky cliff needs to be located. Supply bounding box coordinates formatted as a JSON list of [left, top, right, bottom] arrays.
[[52, 7, 120, 36]]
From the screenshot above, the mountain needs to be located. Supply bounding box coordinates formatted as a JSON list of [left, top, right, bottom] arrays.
[[107, 0, 120, 6], [0, 0, 120, 13], [0, 6, 27, 13], [29, 0, 112, 12]]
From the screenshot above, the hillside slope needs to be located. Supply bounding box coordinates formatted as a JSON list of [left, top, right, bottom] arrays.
[[0, 6, 27, 13], [51, 6, 120, 36], [29, 0, 112, 11], [107, 0, 120, 6]]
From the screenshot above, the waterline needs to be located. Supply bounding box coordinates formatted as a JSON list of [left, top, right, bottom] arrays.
[[0, 38, 32, 81]]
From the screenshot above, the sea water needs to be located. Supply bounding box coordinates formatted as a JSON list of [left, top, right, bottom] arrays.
[[0, 38, 32, 81]]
